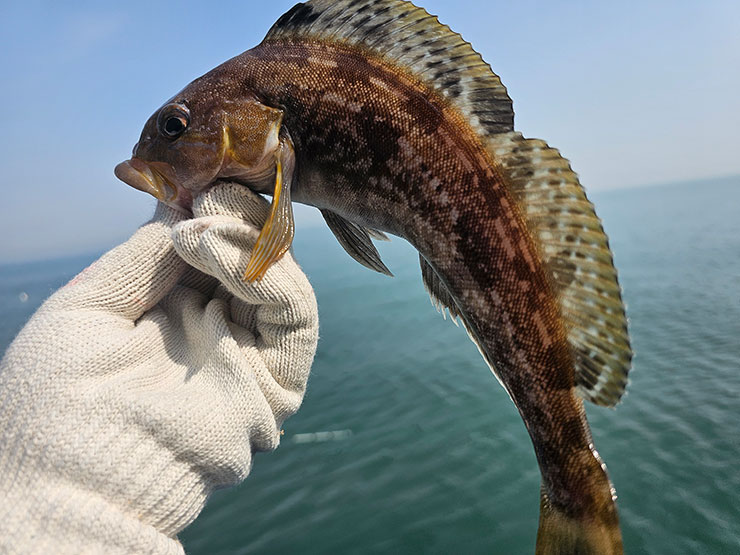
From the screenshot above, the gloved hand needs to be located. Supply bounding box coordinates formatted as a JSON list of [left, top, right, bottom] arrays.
[[0, 182, 319, 555]]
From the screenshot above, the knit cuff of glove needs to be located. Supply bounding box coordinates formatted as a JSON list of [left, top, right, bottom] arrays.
[[1, 478, 185, 555]]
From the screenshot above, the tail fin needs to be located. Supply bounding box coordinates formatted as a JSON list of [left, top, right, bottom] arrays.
[[536, 485, 623, 555]]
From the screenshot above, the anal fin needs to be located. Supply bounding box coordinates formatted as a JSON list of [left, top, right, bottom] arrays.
[[419, 254, 461, 323], [419, 255, 508, 390], [321, 210, 393, 276]]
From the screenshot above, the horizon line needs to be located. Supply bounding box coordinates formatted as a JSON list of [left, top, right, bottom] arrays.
[[2, 173, 738, 267]]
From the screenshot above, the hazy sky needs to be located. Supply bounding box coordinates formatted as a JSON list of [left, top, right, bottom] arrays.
[[1, 1, 738, 263]]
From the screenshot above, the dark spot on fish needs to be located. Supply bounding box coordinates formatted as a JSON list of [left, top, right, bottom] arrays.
[[441, 75, 462, 97], [336, 12, 354, 27], [405, 94, 444, 135], [591, 352, 608, 367], [272, 4, 300, 28], [355, 14, 373, 28], [547, 257, 577, 290], [446, 52, 469, 65], [578, 367, 598, 388], [478, 117, 506, 127], [442, 75, 460, 89], [475, 106, 509, 119], [365, 20, 389, 36], [273, 3, 319, 29], [433, 67, 457, 80], [470, 88, 494, 100], [372, 5, 392, 19]]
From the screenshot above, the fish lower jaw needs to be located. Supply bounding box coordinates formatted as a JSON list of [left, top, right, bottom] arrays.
[[161, 188, 194, 214]]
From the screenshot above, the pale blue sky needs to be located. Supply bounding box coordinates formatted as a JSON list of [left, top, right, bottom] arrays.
[[1, 1, 738, 263]]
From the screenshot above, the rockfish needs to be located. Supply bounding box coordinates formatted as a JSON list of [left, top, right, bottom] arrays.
[[114, 1, 632, 552]]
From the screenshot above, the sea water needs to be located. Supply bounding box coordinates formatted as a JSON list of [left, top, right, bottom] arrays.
[[1, 176, 738, 554]]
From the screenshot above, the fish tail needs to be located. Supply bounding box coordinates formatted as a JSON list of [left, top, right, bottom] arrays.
[[536, 478, 623, 555]]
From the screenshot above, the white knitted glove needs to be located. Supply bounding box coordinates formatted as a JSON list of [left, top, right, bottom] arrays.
[[0, 182, 319, 555]]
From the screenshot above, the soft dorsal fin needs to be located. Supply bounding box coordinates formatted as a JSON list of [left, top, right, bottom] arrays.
[[487, 132, 632, 407], [321, 209, 393, 276], [263, 0, 514, 136]]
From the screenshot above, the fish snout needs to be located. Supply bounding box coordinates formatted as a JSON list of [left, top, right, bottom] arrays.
[[115, 159, 165, 199], [114, 159, 192, 212]]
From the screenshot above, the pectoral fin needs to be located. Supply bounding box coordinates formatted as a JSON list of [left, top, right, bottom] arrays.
[[364, 228, 390, 242], [321, 210, 393, 276], [243, 139, 296, 282]]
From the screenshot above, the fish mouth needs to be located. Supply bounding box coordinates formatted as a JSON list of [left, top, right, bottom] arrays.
[[114, 159, 192, 212]]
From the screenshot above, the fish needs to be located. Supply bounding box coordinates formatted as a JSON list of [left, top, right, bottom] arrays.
[[114, 1, 633, 553]]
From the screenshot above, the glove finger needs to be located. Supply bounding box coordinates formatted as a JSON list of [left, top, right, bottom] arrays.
[[173, 219, 318, 393], [172, 216, 258, 278], [200, 222, 318, 393], [46, 203, 188, 322], [178, 220, 307, 305], [192, 181, 270, 228]]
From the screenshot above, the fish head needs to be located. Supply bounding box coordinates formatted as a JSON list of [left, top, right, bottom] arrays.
[[115, 75, 283, 212]]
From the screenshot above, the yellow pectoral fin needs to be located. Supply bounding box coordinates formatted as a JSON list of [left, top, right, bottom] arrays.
[[243, 142, 295, 282]]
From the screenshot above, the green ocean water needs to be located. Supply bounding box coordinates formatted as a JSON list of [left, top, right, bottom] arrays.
[[1, 177, 739, 553]]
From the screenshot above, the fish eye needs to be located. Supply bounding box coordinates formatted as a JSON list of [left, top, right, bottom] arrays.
[[157, 103, 190, 139]]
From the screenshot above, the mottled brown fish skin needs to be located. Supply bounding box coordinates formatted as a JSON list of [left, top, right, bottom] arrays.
[[179, 38, 621, 549]]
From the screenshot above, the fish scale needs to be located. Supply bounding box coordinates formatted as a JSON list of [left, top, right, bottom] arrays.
[[114, 1, 632, 553]]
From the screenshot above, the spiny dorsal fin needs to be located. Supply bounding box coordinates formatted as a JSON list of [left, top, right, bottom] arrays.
[[322, 209, 393, 276], [488, 132, 632, 407], [264, 0, 514, 136]]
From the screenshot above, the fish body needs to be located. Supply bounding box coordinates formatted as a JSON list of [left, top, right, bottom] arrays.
[[115, 2, 632, 553]]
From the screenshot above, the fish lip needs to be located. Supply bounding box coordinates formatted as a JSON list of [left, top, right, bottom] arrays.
[[114, 159, 192, 213], [115, 159, 165, 200]]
